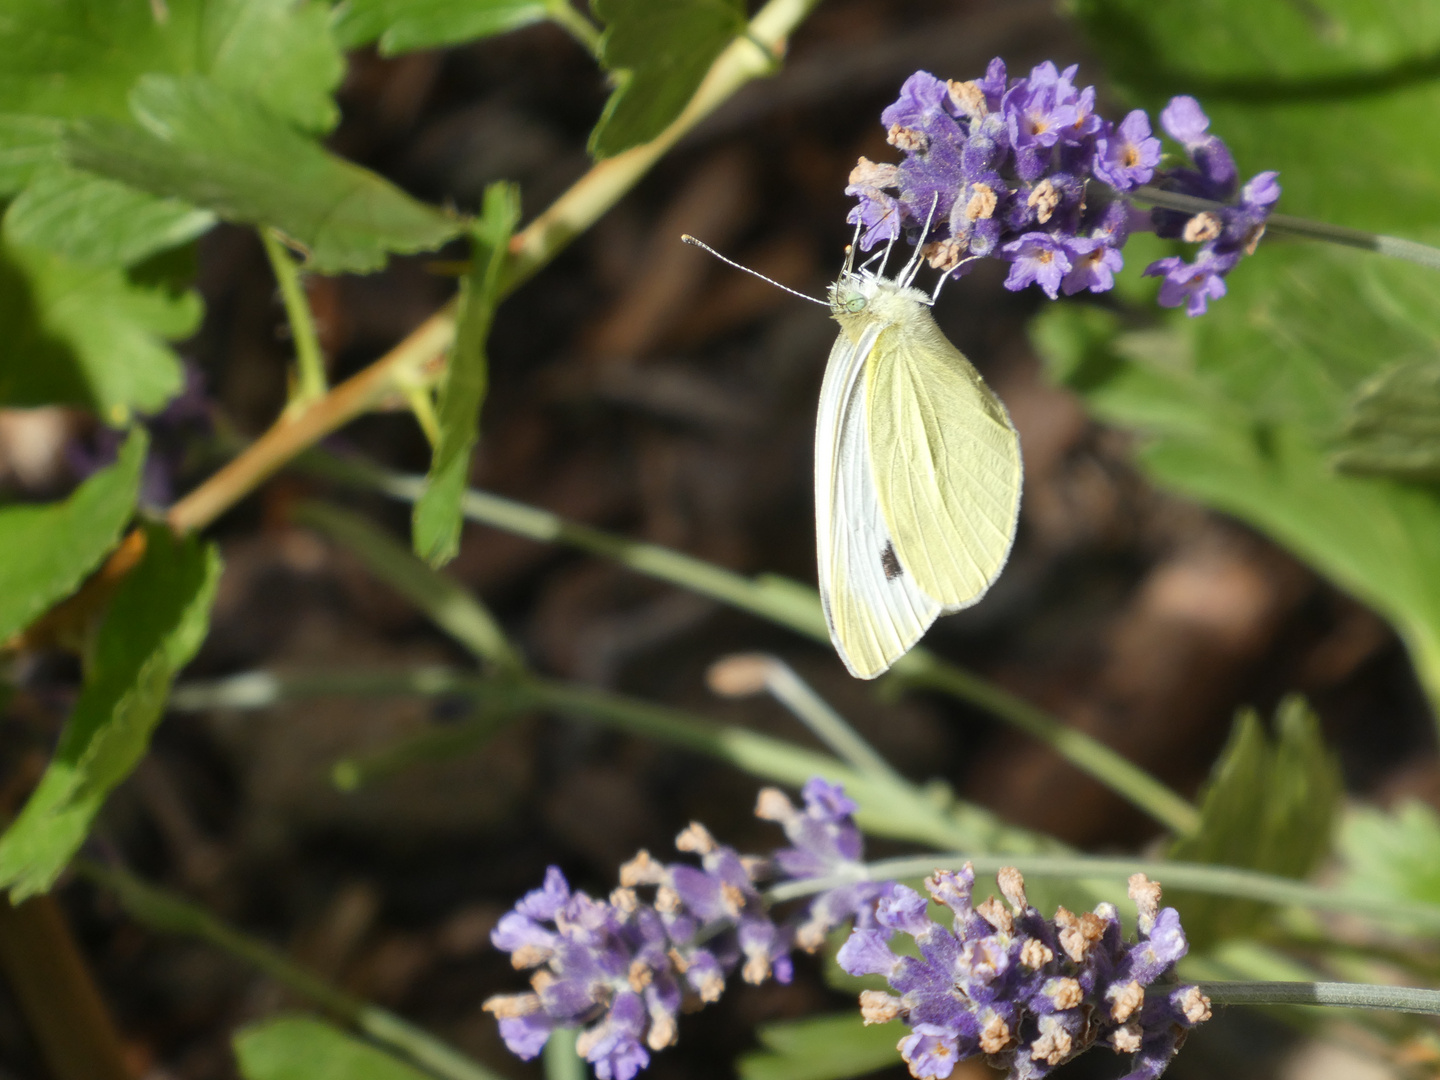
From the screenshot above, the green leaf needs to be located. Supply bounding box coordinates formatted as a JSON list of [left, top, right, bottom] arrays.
[[1166, 696, 1341, 949], [738, 1013, 900, 1080], [5, 165, 216, 267], [0, 115, 66, 196], [588, 0, 746, 158], [332, 0, 549, 53], [70, 76, 462, 275], [1076, 0, 1440, 232], [413, 183, 520, 566], [294, 501, 522, 671], [235, 1016, 431, 1080], [0, 522, 221, 900], [1340, 800, 1440, 908], [0, 235, 202, 417], [1331, 358, 1440, 480], [0, 429, 146, 642], [0, 0, 342, 134], [1037, 243, 1440, 716], [0, 0, 344, 270]]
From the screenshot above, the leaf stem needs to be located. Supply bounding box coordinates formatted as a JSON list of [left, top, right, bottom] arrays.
[[1130, 186, 1440, 272], [763, 852, 1440, 935], [1200, 981, 1440, 1016], [261, 228, 329, 406], [312, 458, 1201, 838], [74, 860, 506, 1080], [545, 0, 602, 56]]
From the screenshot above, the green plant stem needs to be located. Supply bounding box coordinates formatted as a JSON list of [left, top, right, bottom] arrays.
[[545, 0, 602, 56], [1200, 981, 1440, 1016], [261, 227, 328, 405], [759, 656, 910, 788], [168, 667, 1055, 855], [309, 457, 1200, 838], [75, 860, 505, 1080], [1130, 186, 1440, 272], [764, 853, 1440, 935], [543, 1028, 585, 1080]]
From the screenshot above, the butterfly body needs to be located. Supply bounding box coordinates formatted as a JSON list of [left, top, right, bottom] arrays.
[[816, 270, 1022, 679]]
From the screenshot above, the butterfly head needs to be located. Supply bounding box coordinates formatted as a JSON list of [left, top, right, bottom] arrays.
[[828, 274, 872, 318]]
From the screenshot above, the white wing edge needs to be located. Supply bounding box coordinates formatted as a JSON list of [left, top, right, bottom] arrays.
[[815, 327, 941, 679]]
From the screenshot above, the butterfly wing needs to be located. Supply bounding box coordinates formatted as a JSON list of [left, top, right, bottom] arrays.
[[816, 325, 942, 679], [866, 306, 1022, 611]]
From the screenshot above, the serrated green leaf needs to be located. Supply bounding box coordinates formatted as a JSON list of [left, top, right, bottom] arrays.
[[1077, 0, 1440, 232], [588, 0, 745, 158], [1166, 696, 1341, 949], [0, 236, 201, 417], [1331, 358, 1440, 480], [5, 165, 216, 267], [1340, 800, 1440, 908], [235, 1016, 431, 1080], [0, 522, 221, 900], [0, 0, 342, 134], [413, 182, 520, 566], [0, 429, 145, 642], [738, 1013, 900, 1080], [296, 501, 522, 670], [0, 0, 344, 271], [69, 76, 462, 275], [333, 0, 549, 53]]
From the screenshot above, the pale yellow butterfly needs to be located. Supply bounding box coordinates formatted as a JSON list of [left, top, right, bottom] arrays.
[[682, 229, 1022, 679]]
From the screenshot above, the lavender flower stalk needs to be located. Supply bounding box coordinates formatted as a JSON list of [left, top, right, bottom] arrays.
[[484, 779, 888, 1080], [838, 866, 1210, 1080], [847, 61, 1279, 314]]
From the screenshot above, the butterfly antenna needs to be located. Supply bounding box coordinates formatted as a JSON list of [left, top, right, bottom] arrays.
[[900, 193, 940, 288], [681, 235, 828, 307]]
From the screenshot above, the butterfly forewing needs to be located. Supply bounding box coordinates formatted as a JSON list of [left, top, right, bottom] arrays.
[[815, 325, 941, 678], [865, 289, 1022, 611]]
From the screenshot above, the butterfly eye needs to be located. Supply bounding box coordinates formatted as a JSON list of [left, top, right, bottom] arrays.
[[845, 295, 867, 313]]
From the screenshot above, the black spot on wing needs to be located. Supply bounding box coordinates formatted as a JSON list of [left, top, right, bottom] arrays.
[[880, 541, 903, 581]]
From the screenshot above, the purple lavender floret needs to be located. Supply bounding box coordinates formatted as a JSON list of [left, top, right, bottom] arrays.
[[488, 779, 893, 1077], [848, 62, 1279, 314], [838, 867, 1210, 1080], [757, 778, 895, 951]]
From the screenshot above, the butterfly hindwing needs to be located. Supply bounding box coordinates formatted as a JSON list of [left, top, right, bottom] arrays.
[[865, 295, 1022, 611], [815, 325, 941, 678]]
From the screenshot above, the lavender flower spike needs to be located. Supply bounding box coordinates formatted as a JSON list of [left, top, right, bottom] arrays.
[[489, 777, 891, 1079], [847, 60, 1279, 313], [838, 866, 1210, 1080]]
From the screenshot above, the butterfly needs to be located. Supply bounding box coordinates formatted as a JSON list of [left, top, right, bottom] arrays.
[[683, 230, 1022, 678]]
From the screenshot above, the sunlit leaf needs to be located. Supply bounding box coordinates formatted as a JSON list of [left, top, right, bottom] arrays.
[[1077, 0, 1440, 232], [0, 430, 145, 642], [588, 0, 745, 157], [1340, 800, 1440, 908], [739, 1013, 900, 1080], [1166, 697, 1342, 949], [0, 236, 201, 416], [4, 165, 215, 267], [333, 0, 549, 53], [0, 0, 344, 271], [0, 523, 221, 899], [235, 1016, 432, 1080], [69, 76, 462, 275], [413, 182, 520, 566]]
